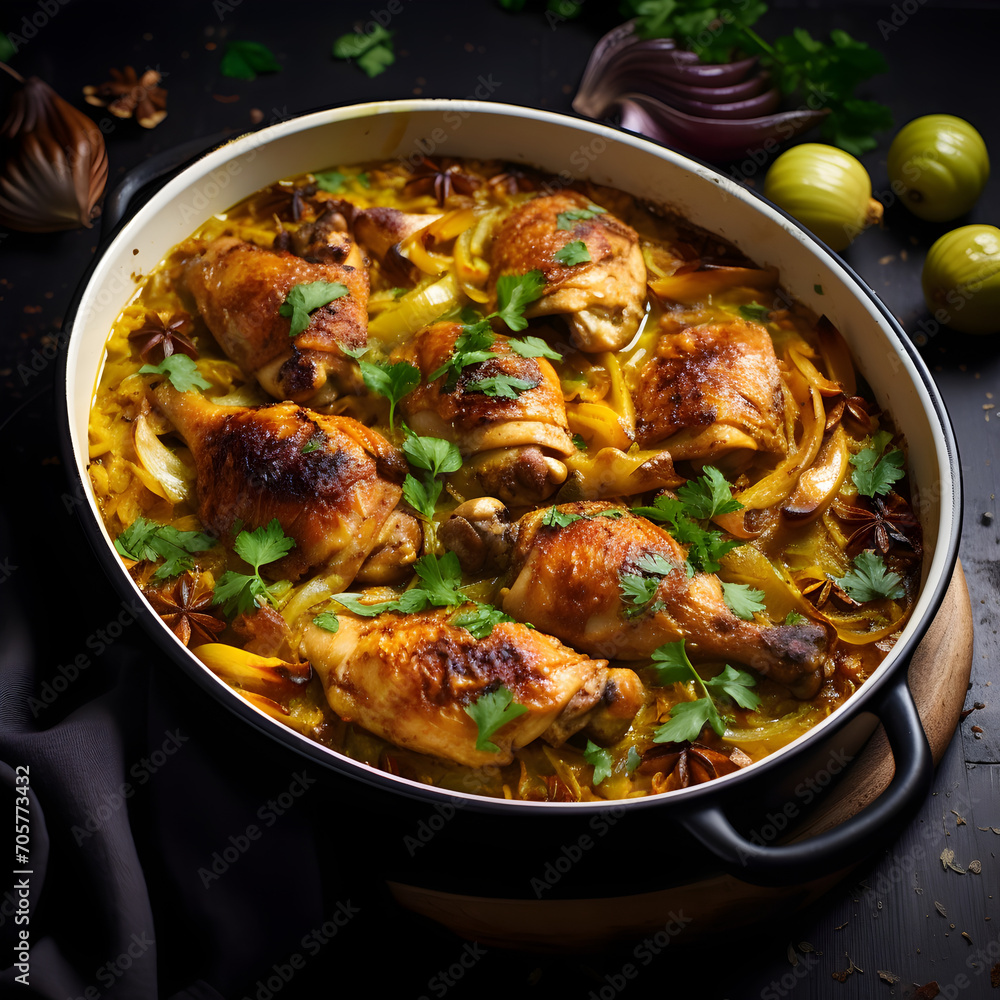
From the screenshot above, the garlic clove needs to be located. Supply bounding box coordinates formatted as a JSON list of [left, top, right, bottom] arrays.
[[0, 69, 108, 232]]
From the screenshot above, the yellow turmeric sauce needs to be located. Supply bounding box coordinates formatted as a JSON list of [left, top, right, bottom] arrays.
[[88, 157, 921, 801]]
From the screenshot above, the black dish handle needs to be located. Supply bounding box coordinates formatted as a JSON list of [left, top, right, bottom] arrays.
[[99, 129, 236, 238], [681, 674, 932, 886]]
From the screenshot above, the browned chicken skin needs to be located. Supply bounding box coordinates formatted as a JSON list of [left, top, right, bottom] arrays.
[[500, 501, 830, 697], [349, 204, 440, 283], [634, 319, 786, 461], [300, 608, 643, 768], [153, 383, 411, 588], [489, 192, 647, 352], [185, 235, 369, 405], [392, 320, 575, 504]]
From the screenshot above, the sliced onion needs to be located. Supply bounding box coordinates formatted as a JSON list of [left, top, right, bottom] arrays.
[[133, 409, 195, 505]]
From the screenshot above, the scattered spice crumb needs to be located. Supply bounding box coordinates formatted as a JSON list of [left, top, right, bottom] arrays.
[[952, 810, 967, 825], [835, 921, 849, 930], [799, 942, 816, 954], [879, 254, 895, 265], [991, 962, 1000, 987], [250, 108, 264, 123], [213, 94, 240, 103], [986, 404, 996, 410], [205, 41, 217, 50], [973, 725, 984, 734], [941, 849, 956, 870], [877, 969, 900, 984], [963, 931, 974, 945], [832, 970, 849, 983], [900, 248, 908, 260], [975, 702, 986, 709], [969, 859, 982, 874], [912, 983, 940, 999], [935, 900, 948, 917]]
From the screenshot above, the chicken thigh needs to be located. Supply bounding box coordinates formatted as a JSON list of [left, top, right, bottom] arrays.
[[300, 608, 643, 767], [185, 235, 369, 405], [392, 320, 575, 504], [501, 501, 830, 697], [633, 319, 786, 461], [153, 383, 412, 588], [489, 192, 647, 352]]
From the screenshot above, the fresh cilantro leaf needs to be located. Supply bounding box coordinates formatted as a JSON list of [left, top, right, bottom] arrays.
[[648, 640, 695, 685], [115, 516, 215, 579], [836, 550, 905, 602], [313, 170, 349, 192], [507, 335, 562, 361], [583, 740, 613, 785], [555, 204, 606, 230], [542, 507, 583, 529], [553, 240, 591, 266], [625, 746, 642, 773], [139, 354, 212, 393], [814, 284, 824, 295], [571, 433, 587, 451], [312, 611, 340, 633], [334, 587, 429, 618], [620, 573, 661, 619], [548, 0, 583, 17], [452, 604, 515, 639], [647, 639, 756, 741], [333, 25, 395, 78], [589, 508, 624, 519], [784, 610, 806, 625], [676, 466, 743, 520], [850, 431, 905, 497], [213, 519, 296, 617], [0, 33, 16, 61], [653, 699, 720, 744], [636, 552, 677, 577], [220, 40, 282, 80], [464, 684, 529, 753], [721, 582, 767, 621], [493, 270, 546, 332], [738, 302, 771, 322], [428, 319, 496, 388], [704, 664, 761, 711], [412, 551, 466, 607], [465, 374, 538, 399], [280, 281, 349, 337], [301, 435, 323, 454], [402, 431, 462, 477], [359, 359, 420, 431], [402, 473, 443, 521]]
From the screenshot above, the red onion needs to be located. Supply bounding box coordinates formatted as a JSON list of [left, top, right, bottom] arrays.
[[572, 20, 827, 163]]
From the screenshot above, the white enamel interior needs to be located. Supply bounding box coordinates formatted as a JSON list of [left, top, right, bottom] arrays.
[[64, 100, 958, 807]]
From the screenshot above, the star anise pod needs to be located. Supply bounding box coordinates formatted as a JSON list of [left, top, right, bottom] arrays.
[[145, 573, 225, 647], [799, 575, 857, 610], [487, 163, 539, 196], [639, 741, 751, 792], [83, 67, 167, 129], [825, 393, 876, 434], [128, 311, 197, 363], [404, 157, 480, 205], [832, 492, 922, 560], [252, 182, 317, 223]]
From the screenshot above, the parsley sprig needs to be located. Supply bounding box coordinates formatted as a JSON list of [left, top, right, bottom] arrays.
[[213, 519, 296, 617], [400, 429, 463, 521], [280, 280, 349, 337], [356, 356, 420, 431], [850, 430, 904, 498], [334, 551, 516, 639], [115, 516, 215, 580], [464, 684, 529, 753], [332, 24, 395, 77], [648, 640, 760, 743], [633, 467, 743, 575], [720, 581, 768, 621], [553, 240, 592, 266], [555, 204, 606, 230], [139, 354, 212, 393], [619, 552, 678, 619], [835, 550, 905, 603], [583, 740, 613, 785], [620, 0, 892, 154]]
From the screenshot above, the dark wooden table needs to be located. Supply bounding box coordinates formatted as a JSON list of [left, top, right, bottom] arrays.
[[1, 2, 997, 997]]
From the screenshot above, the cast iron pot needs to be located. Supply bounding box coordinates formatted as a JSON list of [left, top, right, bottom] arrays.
[[59, 100, 962, 911]]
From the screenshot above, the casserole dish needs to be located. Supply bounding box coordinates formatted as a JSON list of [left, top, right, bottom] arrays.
[[59, 100, 961, 895]]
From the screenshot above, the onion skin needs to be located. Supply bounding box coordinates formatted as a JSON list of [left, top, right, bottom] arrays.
[[762, 143, 882, 252], [0, 69, 108, 232], [921, 224, 1000, 335], [617, 94, 828, 164], [887, 114, 990, 223]]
